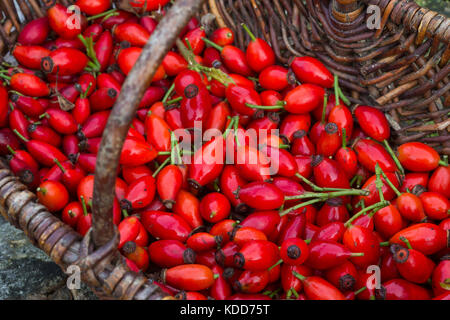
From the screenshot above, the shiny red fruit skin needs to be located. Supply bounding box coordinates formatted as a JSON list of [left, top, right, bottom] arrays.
[[173, 190, 203, 229], [124, 175, 156, 210], [400, 173, 429, 193], [148, 240, 195, 267], [290, 56, 333, 88], [393, 246, 435, 284], [419, 192, 449, 221], [246, 38, 275, 73], [373, 205, 404, 239], [114, 22, 150, 47], [281, 264, 312, 293], [259, 65, 290, 91], [210, 265, 232, 300], [302, 276, 346, 300], [354, 105, 390, 141], [389, 223, 447, 255], [396, 193, 426, 222], [240, 211, 281, 238], [306, 241, 355, 270], [354, 138, 396, 173], [118, 217, 140, 249], [324, 260, 358, 292], [18, 17, 49, 45], [359, 172, 400, 206], [234, 240, 279, 271], [311, 222, 346, 243], [234, 269, 270, 294], [428, 166, 450, 198], [280, 238, 309, 265], [238, 182, 284, 210], [164, 264, 214, 291], [316, 198, 349, 227], [75, 0, 111, 15], [343, 225, 380, 268], [284, 84, 325, 114], [378, 279, 431, 300], [398, 142, 441, 172], [312, 156, 350, 189], [37, 180, 69, 212], [431, 259, 450, 296], [141, 211, 192, 242], [188, 136, 225, 189], [199, 192, 231, 223]]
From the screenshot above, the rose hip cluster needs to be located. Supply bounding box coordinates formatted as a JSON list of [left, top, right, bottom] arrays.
[[0, 1, 448, 301]]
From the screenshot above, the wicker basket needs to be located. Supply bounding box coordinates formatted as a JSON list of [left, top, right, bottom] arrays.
[[0, 0, 448, 300]]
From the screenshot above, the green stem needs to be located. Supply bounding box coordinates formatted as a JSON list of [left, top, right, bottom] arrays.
[[291, 287, 299, 299], [294, 173, 358, 192], [268, 259, 283, 271], [350, 175, 359, 187], [321, 94, 328, 125], [162, 84, 175, 103], [354, 286, 367, 296], [374, 163, 385, 202], [0, 73, 11, 81], [202, 37, 223, 52], [279, 198, 324, 216], [165, 96, 182, 105], [223, 116, 238, 139], [241, 23, 257, 42], [377, 166, 401, 197], [86, 9, 117, 21], [334, 74, 340, 106], [285, 189, 368, 201], [77, 35, 101, 71], [399, 236, 412, 250], [39, 113, 49, 119], [234, 117, 241, 147], [351, 252, 365, 257], [6, 145, 16, 155], [342, 128, 347, 149], [292, 271, 306, 281], [122, 209, 128, 218], [8, 90, 23, 97], [379, 241, 390, 247], [53, 158, 66, 173], [184, 38, 194, 52], [338, 86, 350, 106], [170, 131, 177, 165], [13, 129, 29, 143], [382, 140, 405, 175], [80, 82, 92, 99], [80, 196, 88, 216], [100, 11, 119, 23], [152, 157, 171, 178], [442, 155, 448, 166], [245, 101, 286, 110], [439, 158, 448, 167], [344, 201, 389, 227]]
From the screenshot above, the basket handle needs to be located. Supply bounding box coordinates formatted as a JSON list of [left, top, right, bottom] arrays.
[[332, 0, 362, 22], [91, 0, 206, 248]]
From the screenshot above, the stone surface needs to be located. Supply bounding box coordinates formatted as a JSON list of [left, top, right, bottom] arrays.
[[0, 215, 97, 300]]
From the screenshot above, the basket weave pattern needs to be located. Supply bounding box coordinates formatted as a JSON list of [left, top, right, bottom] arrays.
[[0, 0, 447, 300]]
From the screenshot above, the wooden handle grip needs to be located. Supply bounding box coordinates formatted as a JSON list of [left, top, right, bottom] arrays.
[[91, 0, 206, 248]]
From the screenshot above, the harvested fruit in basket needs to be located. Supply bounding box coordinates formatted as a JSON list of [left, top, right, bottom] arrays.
[[0, 2, 448, 301]]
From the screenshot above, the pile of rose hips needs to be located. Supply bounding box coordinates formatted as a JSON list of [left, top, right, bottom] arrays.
[[0, 1, 448, 301]]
